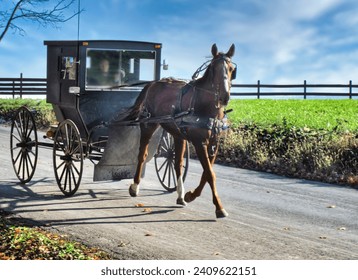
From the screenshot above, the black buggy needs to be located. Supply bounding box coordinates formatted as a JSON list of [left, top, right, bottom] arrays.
[[10, 40, 189, 196]]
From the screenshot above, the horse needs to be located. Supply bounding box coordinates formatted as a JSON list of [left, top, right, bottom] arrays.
[[118, 43, 236, 218]]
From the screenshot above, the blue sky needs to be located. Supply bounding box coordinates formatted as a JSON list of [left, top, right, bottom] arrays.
[[1, 0, 358, 84]]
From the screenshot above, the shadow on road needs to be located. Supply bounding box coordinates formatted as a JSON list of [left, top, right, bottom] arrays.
[[1, 178, 216, 228]]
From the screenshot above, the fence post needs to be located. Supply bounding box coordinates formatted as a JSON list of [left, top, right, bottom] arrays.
[[257, 80, 260, 99], [303, 80, 307, 99], [12, 79, 15, 99], [349, 80, 352, 99], [20, 73, 23, 99]]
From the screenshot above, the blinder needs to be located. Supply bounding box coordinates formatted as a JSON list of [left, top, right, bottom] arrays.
[[231, 66, 237, 80]]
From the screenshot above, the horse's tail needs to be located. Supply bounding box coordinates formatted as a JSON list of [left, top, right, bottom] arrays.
[[113, 82, 152, 123]]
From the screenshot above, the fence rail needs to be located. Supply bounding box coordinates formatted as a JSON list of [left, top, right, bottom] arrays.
[[231, 80, 358, 99], [0, 74, 47, 98], [0, 75, 357, 99]]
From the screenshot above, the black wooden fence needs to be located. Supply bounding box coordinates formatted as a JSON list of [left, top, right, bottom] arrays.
[[1, 74, 357, 99], [0, 74, 46, 98], [231, 80, 358, 99]]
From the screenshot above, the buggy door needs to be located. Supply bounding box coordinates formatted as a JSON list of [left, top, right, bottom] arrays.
[[58, 46, 78, 105], [46, 44, 87, 137]]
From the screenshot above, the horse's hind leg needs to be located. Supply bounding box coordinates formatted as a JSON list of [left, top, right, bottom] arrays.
[[129, 123, 159, 197], [174, 137, 187, 206]]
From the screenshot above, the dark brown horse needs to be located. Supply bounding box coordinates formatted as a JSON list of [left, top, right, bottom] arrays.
[[120, 44, 236, 218]]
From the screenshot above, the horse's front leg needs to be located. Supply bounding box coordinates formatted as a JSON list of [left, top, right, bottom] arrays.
[[184, 140, 228, 218], [129, 124, 159, 197], [184, 139, 218, 203], [174, 137, 187, 206]]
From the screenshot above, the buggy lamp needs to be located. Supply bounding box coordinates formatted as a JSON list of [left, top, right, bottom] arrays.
[[69, 86, 80, 95]]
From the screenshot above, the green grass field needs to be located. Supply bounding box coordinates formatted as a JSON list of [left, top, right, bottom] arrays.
[[227, 99, 358, 133]]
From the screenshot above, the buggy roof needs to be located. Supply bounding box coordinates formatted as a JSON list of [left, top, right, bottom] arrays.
[[44, 40, 162, 49]]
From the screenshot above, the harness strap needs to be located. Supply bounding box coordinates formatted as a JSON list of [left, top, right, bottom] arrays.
[[174, 81, 194, 115]]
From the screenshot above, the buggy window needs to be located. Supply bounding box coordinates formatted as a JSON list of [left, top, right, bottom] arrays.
[[61, 56, 77, 80], [85, 49, 156, 90]]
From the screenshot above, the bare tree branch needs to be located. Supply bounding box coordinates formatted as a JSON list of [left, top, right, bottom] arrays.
[[0, 0, 82, 42], [0, 0, 25, 42]]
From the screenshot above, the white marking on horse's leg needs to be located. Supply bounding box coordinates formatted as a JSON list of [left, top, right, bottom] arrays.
[[176, 175, 187, 206], [129, 182, 139, 197]]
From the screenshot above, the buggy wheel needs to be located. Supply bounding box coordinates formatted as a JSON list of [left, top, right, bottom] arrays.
[[53, 120, 83, 197], [10, 106, 38, 183], [154, 130, 189, 192]]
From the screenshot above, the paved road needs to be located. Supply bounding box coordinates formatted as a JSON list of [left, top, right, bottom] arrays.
[[1, 124, 357, 259]]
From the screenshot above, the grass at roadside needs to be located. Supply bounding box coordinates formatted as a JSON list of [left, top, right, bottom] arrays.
[[0, 98, 55, 128], [220, 99, 358, 186], [0, 210, 112, 260]]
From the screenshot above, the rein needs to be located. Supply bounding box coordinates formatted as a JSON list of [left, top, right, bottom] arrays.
[[191, 60, 211, 80]]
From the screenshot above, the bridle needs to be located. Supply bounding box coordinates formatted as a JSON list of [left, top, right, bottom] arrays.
[[192, 55, 237, 109]]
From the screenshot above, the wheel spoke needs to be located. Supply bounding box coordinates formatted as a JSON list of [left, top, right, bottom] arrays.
[[24, 152, 30, 180], [162, 160, 170, 184], [167, 160, 172, 189], [67, 166, 72, 193], [18, 152, 23, 179], [14, 120, 23, 140], [25, 124, 34, 140], [13, 149, 22, 165], [71, 144, 80, 155], [69, 164, 77, 187], [17, 113, 24, 136], [157, 158, 169, 173], [71, 162, 81, 176], [11, 133, 21, 143], [65, 125, 70, 153], [25, 150, 34, 170], [159, 145, 168, 154], [63, 166, 69, 191], [24, 114, 30, 138], [58, 163, 67, 183]]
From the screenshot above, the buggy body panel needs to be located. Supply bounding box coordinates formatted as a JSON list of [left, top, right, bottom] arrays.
[[44, 40, 163, 181]]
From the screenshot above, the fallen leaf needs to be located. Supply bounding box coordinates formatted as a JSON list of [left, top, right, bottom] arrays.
[[319, 236, 327, 239], [327, 205, 336, 208], [135, 203, 145, 207], [145, 232, 153, 236], [142, 208, 152, 213], [118, 241, 129, 247], [338, 227, 346, 231]]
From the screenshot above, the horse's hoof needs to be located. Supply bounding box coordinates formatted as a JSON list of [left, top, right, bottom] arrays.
[[176, 198, 187, 206], [184, 191, 196, 203], [129, 184, 138, 197], [216, 209, 229, 218]]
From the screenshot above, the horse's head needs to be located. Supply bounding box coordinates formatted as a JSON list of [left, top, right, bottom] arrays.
[[209, 43, 236, 107]]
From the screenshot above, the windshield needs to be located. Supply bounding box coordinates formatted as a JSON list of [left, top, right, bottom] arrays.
[[85, 49, 156, 90]]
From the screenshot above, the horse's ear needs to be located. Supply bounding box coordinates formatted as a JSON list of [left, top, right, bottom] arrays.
[[211, 44, 218, 57], [226, 44, 235, 58]]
